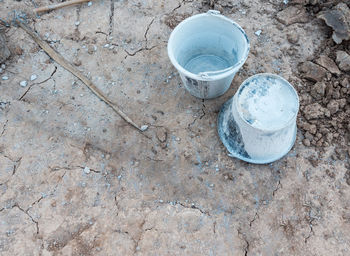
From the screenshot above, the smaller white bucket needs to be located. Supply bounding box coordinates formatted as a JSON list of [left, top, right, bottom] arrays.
[[218, 73, 299, 164], [167, 10, 250, 99]]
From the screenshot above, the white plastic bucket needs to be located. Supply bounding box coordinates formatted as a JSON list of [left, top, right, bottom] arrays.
[[217, 73, 299, 164], [167, 10, 250, 99]]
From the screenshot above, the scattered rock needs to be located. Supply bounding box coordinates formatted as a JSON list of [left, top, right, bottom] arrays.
[[87, 45, 95, 54], [318, 3, 350, 44], [83, 166, 90, 174], [304, 123, 317, 134], [303, 138, 311, 147], [75, 21, 80, 26], [0, 33, 10, 63], [341, 77, 349, 88], [20, 80, 27, 87], [299, 61, 327, 82], [87, 1, 92, 6], [310, 81, 326, 100], [327, 100, 340, 115], [73, 58, 82, 66], [287, 32, 299, 44], [2, 75, 8, 80], [30, 74, 37, 81], [254, 30, 262, 36], [315, 55, 341, 75], [140, 125, 149, 131], [336, 50, 350, 72], [276, 6, 309, 26], [303, 103, 327, 120], [308, 156, 319, 167]]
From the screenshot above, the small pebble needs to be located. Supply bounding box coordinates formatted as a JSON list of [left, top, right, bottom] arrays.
[[20, 80, 28, 87], [0, 68, 3, 73], [75, 21, 80, 26], [1, 64, 5, 69], [209, 184, 214, 187], [255, 30, 262, 36], [30, 74, 37, 81], [175, 137, 181, 141], [140, 125, 148, 131], [104, 44, 110, 48], [87, 1, 92, 6], [83, 167, 90, 174], [2, 76, 8, 80]]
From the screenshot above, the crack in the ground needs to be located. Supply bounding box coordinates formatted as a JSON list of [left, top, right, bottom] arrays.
[[168, 0, 194, 15], [114, 196, 119, 216], [200, 102, 206, 119], [272, 180, 282, 197], [144, 18, 155, 47], [14, 204, 39, 234], [1, 155, 22, 182], [249, 211, 259, 227], [109, 0, 115, 36], [124, 18, 156, 58], [50, 165, 100, 174], [1, 119, 8, 137], [133, 219, 146, 253], [130, 211, 154, 254], [124, 45, 158, 58], [11, 156, 22, 175], [146, 156, 164, 162], [187, 102, 206, 132], [187, 117, 198, 129], [237, 229, 250, 256], [173, 201, 211, 216], [19, 66, 57, 101], [304, 219, 315, 244]]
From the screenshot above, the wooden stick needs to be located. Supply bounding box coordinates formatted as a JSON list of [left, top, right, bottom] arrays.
[[34, 0, 92, 14], [16, 20, 144, 132]]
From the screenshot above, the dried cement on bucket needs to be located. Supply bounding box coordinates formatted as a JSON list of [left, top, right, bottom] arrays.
[[236, 75, 299, 130]]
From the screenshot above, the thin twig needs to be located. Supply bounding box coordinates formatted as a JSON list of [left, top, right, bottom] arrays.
[[34, 0, 93, 14], [16, 19, 144, 132]]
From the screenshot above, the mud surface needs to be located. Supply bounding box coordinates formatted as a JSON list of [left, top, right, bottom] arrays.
[[0, 0, 350, 255]]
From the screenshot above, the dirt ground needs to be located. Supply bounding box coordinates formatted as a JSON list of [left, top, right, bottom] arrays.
[[0, 0, 350, 255]]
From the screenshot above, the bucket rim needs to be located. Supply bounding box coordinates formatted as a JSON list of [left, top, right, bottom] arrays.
[[167, 11, 250, 81], [233, 73, 300, 132]]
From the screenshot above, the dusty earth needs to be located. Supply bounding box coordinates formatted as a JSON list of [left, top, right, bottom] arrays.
[[0, 0, 350, 255]]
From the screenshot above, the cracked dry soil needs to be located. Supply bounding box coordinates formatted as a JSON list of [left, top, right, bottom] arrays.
[[1, 0, 350, 255]]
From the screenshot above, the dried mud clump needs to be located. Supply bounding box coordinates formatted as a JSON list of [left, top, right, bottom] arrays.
[[164, 13, 191, 29], [318, 3, 350, 44], [297, 3, 350, 153]]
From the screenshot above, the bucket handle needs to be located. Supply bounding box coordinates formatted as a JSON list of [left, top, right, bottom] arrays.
[[198, 66, 234, 79]]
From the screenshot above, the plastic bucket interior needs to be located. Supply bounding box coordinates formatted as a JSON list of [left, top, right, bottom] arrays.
[[167, 11, 250, 98]]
